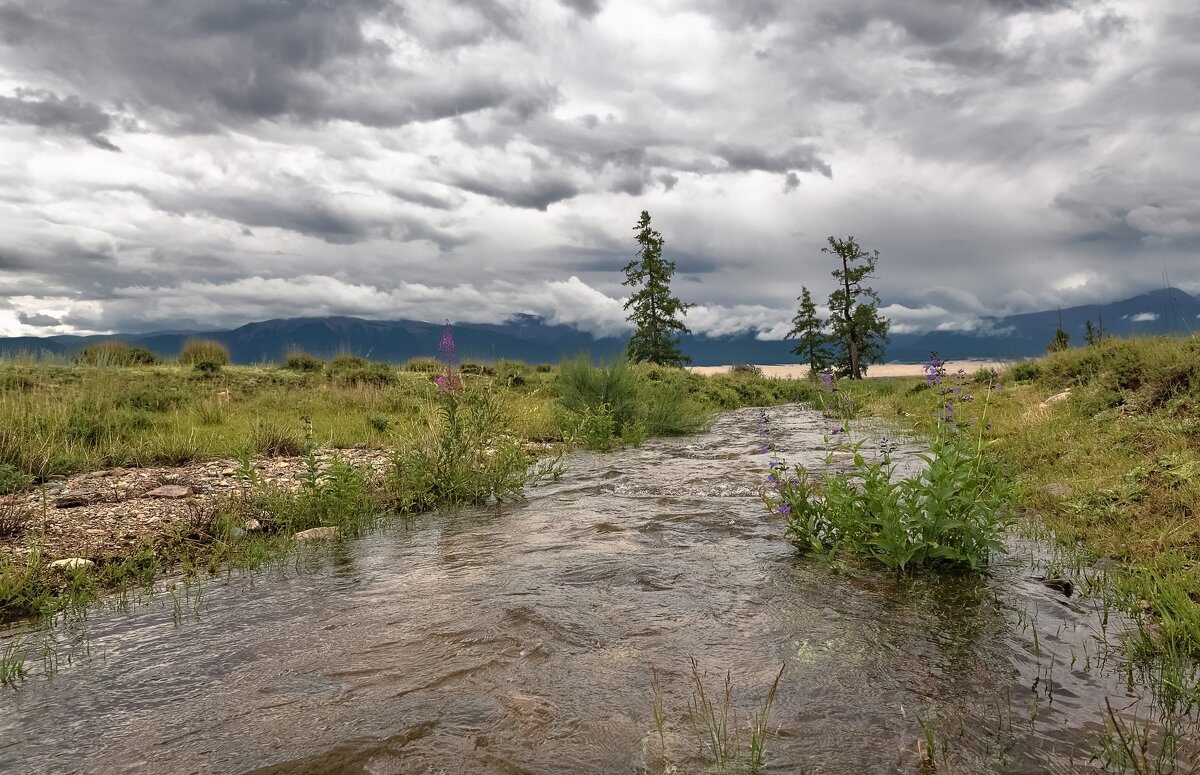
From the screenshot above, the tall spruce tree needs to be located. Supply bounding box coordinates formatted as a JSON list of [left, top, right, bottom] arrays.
[[824, 235, 890, 379], [623, 211, 692, 366], [785, 286, 833, 376]]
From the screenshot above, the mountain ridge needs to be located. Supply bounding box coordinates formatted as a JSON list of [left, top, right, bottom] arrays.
[[2, 288, 1196, 366]]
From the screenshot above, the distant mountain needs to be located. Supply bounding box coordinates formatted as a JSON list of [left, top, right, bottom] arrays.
[[1, 288, 1196, 366]]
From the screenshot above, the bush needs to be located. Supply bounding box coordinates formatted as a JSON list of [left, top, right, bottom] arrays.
[[1008, 361, 1041, 382], [556, 355, 638, 441], [644, 383, 712, 437], [328, 355, 396, 387], [0, 464, 31, 496], [250, 420, 305, 457], [386, 387, 558, 511], [282, 351, 324, 372], [178, 339, 230, 366], [193, 359, 223, 376], [767, 435, 1012, 573], [403, 357, 442, 373], [730, 363, 763, 377], [75, 341, 160, 366], [535, 363, 553, 373]]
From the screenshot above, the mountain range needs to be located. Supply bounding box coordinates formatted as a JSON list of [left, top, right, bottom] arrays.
[[1, 288, 1196, 367]]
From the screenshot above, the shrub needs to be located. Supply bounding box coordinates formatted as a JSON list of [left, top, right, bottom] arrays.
[[250, 420, 305, 458], [644, 383, 712, 437], [403, 357, 442, 373], [767, 435, 1012, 573], [75, 341, 160, 366], [1008, 361, 1041, 382], [282, 351, 324, 372], [556, 355, 638, 440], [328, 355, 396, 387], [178, 339, 230, 366], [0, 464, 31, 496], [730, 363, 763, 377], [0, 494, 30, 538], [193, 359, 223, 376], [460, 362, 494, 377], [386, 387, 559, 511], [535, 363, 553, 373]]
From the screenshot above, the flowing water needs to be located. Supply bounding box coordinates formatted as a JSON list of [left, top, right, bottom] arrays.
[[0, 406, 1188, 774]]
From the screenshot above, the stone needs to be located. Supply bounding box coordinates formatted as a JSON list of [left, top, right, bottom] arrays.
[[221, 468, 236, 477], [54, 495, 90, 509], [146, 484, 192, 499], [1039, 390, 1072, 409], [294, 526, 339, 542], [49, 558, 95, 571], [243, 519, 262, 532]]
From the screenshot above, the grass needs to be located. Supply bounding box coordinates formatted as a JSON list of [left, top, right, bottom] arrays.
[[0, 354, 813, 625], [854, 336, 1200, 656], [645, 658, 785, 774]]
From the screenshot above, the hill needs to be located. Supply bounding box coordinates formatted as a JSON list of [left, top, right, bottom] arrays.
[[1, 288, 1196, 366]]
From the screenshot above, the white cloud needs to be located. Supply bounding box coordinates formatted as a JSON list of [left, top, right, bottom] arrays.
[[1130, 312, 1160, 322]]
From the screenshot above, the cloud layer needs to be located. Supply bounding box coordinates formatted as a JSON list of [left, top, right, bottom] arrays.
[[1, 0, 1197, 338]]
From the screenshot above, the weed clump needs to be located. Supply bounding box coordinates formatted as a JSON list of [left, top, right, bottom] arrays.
[[178, 339, 230, 367], [282, 351, 324, 372], [249, 420, 305, 458], [75, 341, 160, 366], [328, 355, 395, 387]]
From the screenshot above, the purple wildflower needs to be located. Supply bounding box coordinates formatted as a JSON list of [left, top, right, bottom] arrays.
[[831, 426, 843, 436], [769, 460, 785, 470], [923, 351, 945, 386], [758, 444, 769, 454], [767, 473, 777, 484], [777, 503, 792, 517], [820, 371, 835, 393]]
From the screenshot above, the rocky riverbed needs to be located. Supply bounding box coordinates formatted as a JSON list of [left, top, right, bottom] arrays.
[[0, 448, 393, 564]]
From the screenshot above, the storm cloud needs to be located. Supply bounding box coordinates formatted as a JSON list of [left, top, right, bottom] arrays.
[[0, 0, 1197, 338]]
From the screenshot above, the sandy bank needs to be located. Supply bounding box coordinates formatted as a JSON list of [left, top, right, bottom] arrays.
[[688, 361, 1011, 379]]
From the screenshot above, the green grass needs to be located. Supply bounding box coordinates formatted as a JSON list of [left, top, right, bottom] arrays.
[[856, 335, 1200, 657], [0, 355, 814, 625]]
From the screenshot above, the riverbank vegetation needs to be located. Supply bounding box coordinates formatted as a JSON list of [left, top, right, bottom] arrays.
[[0, 349, 817, 622], [852, 336, 1200, 661]]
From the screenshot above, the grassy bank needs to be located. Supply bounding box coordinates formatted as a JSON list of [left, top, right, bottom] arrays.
[[0, 353, 818, 622], [849, 336, 1200, 657]]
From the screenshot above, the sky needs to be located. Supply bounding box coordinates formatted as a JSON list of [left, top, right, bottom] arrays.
[[0, 0, 1197, 339]]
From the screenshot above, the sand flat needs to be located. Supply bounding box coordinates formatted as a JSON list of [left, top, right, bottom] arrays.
[[688, 361, 1011, 379]]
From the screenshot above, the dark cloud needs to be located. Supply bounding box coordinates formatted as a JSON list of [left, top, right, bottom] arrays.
[[16, 312, 61, 327], [452, 175, 580, 211], [0, 88, 121, 150], [0, 0, 552, 133], [558, 0, 603, 18]]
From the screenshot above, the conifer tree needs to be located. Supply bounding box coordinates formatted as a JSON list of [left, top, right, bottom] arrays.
[[785, 286, 833, 376], [824, 235, 890, 379], [623, 211, 692, 366]]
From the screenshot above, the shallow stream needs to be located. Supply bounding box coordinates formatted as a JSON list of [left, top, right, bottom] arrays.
[[0, 406, 1187, 773]]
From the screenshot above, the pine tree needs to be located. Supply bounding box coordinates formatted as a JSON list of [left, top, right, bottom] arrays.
[[785, 286, 833, 376], [824, 236, 890, 379], [1048, 308, 1071, 353], [623, 211, 692, 366]]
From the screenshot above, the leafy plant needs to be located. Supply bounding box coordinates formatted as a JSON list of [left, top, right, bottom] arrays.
[[386, 385, 560, 512], [178, 339, 230, 366], [555, 354, 639, 442]]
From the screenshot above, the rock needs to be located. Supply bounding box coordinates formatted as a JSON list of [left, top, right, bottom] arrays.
[[1039, 390, 1072, 409], [1041, 483, 1073, 499], [243, 519, 262, 532], [221, 468, 236, 477], [49, 558, 95, 571], [294, 526, 339, 542], [146, 485, 192, 499], [54, 495, 90, 509], [1039, 577, 1075, 597]]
